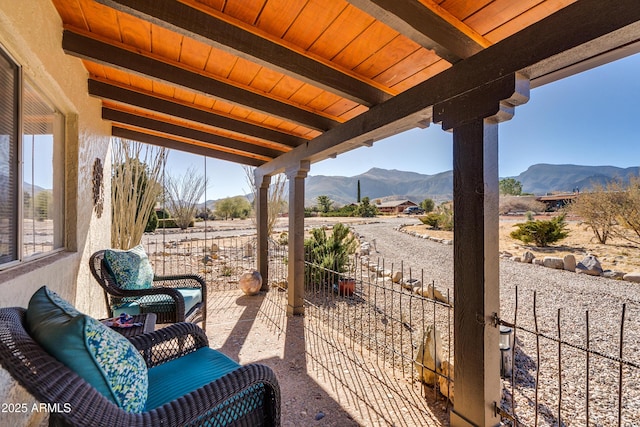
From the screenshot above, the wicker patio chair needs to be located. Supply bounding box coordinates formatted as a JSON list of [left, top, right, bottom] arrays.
[[90, 250, 207, 331], [0, 307, 280, 427]]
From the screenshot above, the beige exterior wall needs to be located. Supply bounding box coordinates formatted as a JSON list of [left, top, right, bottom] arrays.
[[0, 1, 112, 424]]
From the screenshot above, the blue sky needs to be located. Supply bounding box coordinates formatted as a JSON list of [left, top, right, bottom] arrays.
[[165, 52, 640, 201]]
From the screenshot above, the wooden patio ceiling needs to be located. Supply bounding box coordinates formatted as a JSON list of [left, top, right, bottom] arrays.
[[51, 0, 640, 172]]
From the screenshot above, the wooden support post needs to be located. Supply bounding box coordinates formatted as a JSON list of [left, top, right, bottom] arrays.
[[286, 160, 310, 316], [256, 173, 271, 291], [434, 74, 529, 427]]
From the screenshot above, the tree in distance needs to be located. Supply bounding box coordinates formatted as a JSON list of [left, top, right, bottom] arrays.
[[499, 178, 523, 196]]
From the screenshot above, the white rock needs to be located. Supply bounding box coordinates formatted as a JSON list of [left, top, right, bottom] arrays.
[[623, 272, 640, 283], [414, 325, 443, 386], [543, 257, 564, 269], [563, 254, 576, 272]]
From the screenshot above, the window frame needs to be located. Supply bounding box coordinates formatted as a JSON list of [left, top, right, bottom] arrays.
[[0, 44, 66, 270]]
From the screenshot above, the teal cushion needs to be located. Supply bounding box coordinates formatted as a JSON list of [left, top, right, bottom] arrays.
[[104, 244, 154, 290], [26, 286, 148, 412], [146, 347, 240, 410], [112, 288, 202, 317]]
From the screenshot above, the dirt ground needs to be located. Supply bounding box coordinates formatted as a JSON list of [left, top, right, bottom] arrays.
[[404, 214, 640, 273]]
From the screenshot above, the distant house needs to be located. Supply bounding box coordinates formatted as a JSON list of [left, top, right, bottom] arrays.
[[535, 193, 578, 211], [374, 199, 418, 215]]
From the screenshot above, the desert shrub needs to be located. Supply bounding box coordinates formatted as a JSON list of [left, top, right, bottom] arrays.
[[499, 196, 546, 215], [420, 198, 435, 213], [419, 203, 453, 230], [356, 197, 378, 217], [510, 214, 569, 247], [158, 218, 194, 229], [145, 209, 158, 232], [304, 223, 356, 286], [420, 213, 441, 228], [567, 183, 622, 244]]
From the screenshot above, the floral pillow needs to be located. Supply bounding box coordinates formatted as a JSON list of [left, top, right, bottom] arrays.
[[104, 244, 154, 290], [26, 286, 148, 412]]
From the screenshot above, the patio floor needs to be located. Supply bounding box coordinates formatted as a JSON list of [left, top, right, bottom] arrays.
[[205, 289, 449, 427]]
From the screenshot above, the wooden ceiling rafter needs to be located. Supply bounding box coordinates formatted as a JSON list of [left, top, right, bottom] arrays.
[[62, 28, 342, 131], [87, 78, 308, 149], [102, 99, 296, 153], [94, 0, 394, 106], [344, 0, 491, 63], [112, 126, 267, 166], [102, 107, 284, 159]]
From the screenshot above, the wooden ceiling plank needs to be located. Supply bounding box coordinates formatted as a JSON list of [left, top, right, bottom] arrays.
[[439, 0, 492, 21], [88, 78, 306, 147], [78, 0, 122, 40], [331, 21, 398, 71], [117, 10, 152, 51], [256, 0, 307, 38], [375, 48, 440, 87], [484, 0, 576, 44], [180, 37, 214, 70], [227, 57, 262, 86], [308, 5, 375, 60], [345, 0, 490, 63], [464, 0, 544, 36], [257, 0, 640, 176], [221, 0, 267, 24], [95, 0, 390, 105], [353, 36, 420, 79], [151, 25, 184, 61], [62, 29, 339, 131], [113, 126, 266, 166], [282, 1, 346, 50], [103, 107, 283, 158], [51, 0, 90, 30], [391, 59, 451, 92]]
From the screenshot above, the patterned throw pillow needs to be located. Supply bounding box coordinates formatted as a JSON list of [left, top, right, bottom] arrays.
[[104, 244, 154, 290], [26, 286, 148, 412]]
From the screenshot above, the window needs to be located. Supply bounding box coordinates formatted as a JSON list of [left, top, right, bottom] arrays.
[[0, 46, 65, 268]]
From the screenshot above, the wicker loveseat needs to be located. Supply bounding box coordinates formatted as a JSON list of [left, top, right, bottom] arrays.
[[0, 305, 280, 426], [90, 249, 207, 331]]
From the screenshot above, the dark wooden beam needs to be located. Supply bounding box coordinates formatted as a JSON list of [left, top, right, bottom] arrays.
[[62, 29, 338, 132], [257, 0, 640, 176], [102, 107, 282, 159], [112, 126, 265, 166], [95, 0, 391, 106], [345, 0, 490, 63], [88, 79, 306, 149]]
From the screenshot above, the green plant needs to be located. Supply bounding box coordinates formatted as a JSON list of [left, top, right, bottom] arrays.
[[419, 212, 441, 228], [420, 198, 435, 213], [419, 203, 454, 231], [304, 223, 357, 286], [356, 197, 378, 218], [145, 208, 158, 232], [510, 213, 569, 247]]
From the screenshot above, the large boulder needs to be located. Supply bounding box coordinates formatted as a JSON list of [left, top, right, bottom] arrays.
[[604, 270, 626, 280], [414, 325, 443, 386], [576, 255, 603, 276], [391, 271, 403, 283], [522, 251, 535, 264], [438, 360, 454, 403], [623, 272, 640, 283], [563, 254, 576, 272], [543, 257, 564, 269]]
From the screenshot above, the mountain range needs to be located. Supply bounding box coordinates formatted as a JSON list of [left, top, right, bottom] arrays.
[[304, 164, 640, 206]]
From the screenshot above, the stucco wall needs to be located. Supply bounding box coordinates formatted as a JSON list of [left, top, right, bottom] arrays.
[[0, 1, 112, 424]]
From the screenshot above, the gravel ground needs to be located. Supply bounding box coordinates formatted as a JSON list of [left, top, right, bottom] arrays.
[[349, 217, 640, 427]]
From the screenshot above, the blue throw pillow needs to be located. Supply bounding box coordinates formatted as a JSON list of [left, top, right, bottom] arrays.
[[26, 286, 148, 412], [104, 244, 154, 290]]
